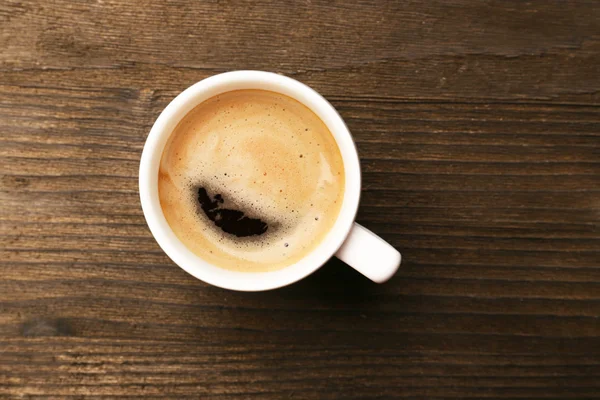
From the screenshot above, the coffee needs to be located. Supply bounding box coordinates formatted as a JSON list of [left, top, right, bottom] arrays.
[[158, 89, 345, 272]]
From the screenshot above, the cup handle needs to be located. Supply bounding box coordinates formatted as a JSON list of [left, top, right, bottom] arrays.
[[334, 223, 401, 283]]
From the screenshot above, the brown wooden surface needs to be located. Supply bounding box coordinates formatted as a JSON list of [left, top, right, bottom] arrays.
[[1, 0, 600, 398]]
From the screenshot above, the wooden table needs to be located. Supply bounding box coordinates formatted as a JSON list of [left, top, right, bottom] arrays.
[[1, 1, 599, 398]]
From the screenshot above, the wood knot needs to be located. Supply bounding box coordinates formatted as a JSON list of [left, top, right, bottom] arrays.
[[21, 318, 73, 337], [1, 175, 30, 189]]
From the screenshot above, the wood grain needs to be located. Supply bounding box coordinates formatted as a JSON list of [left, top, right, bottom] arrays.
[[1, 0, 599, 398]]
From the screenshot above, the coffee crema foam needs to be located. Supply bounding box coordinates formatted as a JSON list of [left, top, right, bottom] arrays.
[[158, 89, 345, 272]]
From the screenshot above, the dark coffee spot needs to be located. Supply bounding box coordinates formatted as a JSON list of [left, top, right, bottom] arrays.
[[197, 187, 268, 237]]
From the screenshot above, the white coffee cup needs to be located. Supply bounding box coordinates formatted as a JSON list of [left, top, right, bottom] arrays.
[[139, 71, 401, 291]]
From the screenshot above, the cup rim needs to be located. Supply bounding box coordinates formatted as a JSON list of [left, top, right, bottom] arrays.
[[139, 71, 361, 291]]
